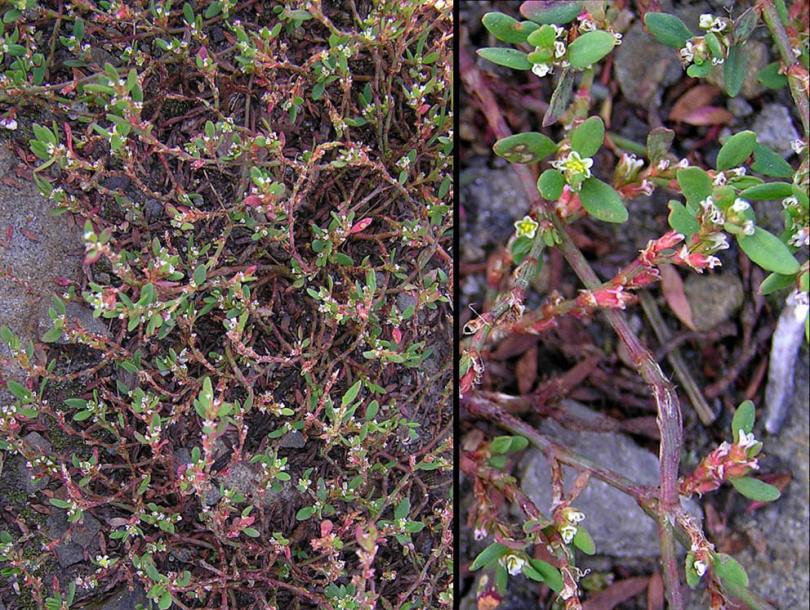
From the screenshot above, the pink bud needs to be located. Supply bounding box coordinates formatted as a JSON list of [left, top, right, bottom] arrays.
[[350, 218, 373, 234], [244, 195, 263, 207]]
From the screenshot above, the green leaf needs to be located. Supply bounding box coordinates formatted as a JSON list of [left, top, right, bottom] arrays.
[[159, 591, 173, 610], [542, 68, 575, 127], [50, 498, 71, 508], [41, 327, 63, 343], [685, 552, 701, 588], [570, 116, 605, 157], [737, 227, 800, 275], [394, 497, 410, 520], [32, 123, 56, 145], [644, 13, 693, 49], [490, 435, 529, 454], [527, 24, 558, 48], [520, 1, 582, 25], [242, 527, 261, 538], [757, 62, 788, 89], [476, 48, 533, 70], [751, 143, 793, 178], [193, 264, 207, 286], [470, 542, 508, 571], [667, 200, 700, 238], [6, 380, 31, 401], [739, 182, 794, 200], [730, 476, 781, 502], [716, 131, 757, 171], [482, 12, 538, 44], [646, 127, 675, 162], [341, 379, 362, 407], [676, 167, 713, 211], [723, 45, 747, 97], [712, 553, 749, 591], [493, 132, 557, 164], [567, 30, 616, 70], [522, 563, 546, 582], [579, 177, 628, 224], [527, 558, 563, 592], [731, 400, 755, 442], [296, 506, 316, 520], [573, 527, 595, 555], [733, 8, 758, 43], [73, 410, 93, 422], [759, 272, 797, 295], [537, 169, 565, 200], [687, 62, 712, 78]]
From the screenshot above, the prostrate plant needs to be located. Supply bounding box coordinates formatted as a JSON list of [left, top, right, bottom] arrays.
[[463, 1, 808, 609], [0, 2, 452, 609]]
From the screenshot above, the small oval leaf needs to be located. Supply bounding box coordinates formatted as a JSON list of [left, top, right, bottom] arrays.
[[493, 132, 557, 164], [482, 12, 539, 44], [476, 48, 533, 70], [579, 177, 629, 223], [570, 116, 605, 157], [644, 13, 693, 49], [737, 227, 800, 275], [538, 169, 565, 200], [730, 476, 781, 502], [716, 130, 757, 171], [739, 182, 794, 201], [520, 1, 582, 25], [567, 30, 616, 70]]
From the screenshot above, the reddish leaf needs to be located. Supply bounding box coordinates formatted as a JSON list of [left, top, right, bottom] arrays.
[[660, 264, 696, 331], [20, 228, 40, 242], [681, 106, 733, 126], [244, 195, 262, 207], [392, 327, 402, 344], [669, 85, 721, 122], [582, 577, 649, 610], [350, 217, 373, 234], [647, 572, 664, 610], [516, 345, 538, 395]]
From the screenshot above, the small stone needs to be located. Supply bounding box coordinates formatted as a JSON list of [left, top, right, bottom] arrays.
[[278, 430, 306, 449], [684, 273, 744, 332], [520, 400, 702, 558], [752, 104, 800, 157], [707, 41, 768, 100], [80, 583, 148, 610], [614, 20, 683, 108], [727, 97, 753, 118], [47, 511, 101, 568]]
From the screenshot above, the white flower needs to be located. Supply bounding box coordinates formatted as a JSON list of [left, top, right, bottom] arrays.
[[578, 19, 596, 32], [731, 198, 750, 212], [700, 197, 725, 224], [694, 559, 707, 576], [737, 430, 758, 449], [713, 172, 727, 186], [742, 220, 756, 235], [473, 528, 487, 541], [657, 159, 671, 171], [790, 226, 809, 247], [553, 25, 566, 38], [699, 14, 714, 29], [711, 56, 724, 65], [514, 215, 539, 239], [566, 509, 585, 523], [680, 41, 695, 62], [0, 118, 17, 131], [551, 151, 593, 180], [791, 138, 806, 155], [613, 32, 623, 45], [500, 554, 526, 576], [782, 196, 799, 209], [532, 62, 553, 78], [560, 524, 577, 543], [554, 40, 567, 58], [707, 232, 730, 251], [676, 158, 690, 168], [728, 167, 746, 177]]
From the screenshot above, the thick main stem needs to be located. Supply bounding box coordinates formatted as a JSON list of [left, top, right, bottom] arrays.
[[460, 46, 684, 610]]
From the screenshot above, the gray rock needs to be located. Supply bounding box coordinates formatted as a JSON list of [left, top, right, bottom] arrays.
[[217, 460, 290, 507], [752, 104, 800, 157], [0, 143, 83, 398], [17, 431, 53, 493], [684, 273, 745, 332], [278, 430, 307, 449], [520, 400, 702, 558], [38, 301, 109, 343], [47, 511, 101, 568], [728, 97, 754, 118], [461, 165, 528, 262], [615, 20, 683, 108], [79, 583, 148, 610]]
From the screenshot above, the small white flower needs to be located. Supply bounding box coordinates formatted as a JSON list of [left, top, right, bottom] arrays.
[[473, 528, 487, 541], [680, 41, 695, 62], [713, 172, 727, 186], [566, 509, 585, 523], [578, 19, 596, 32], [742, 220, 756, 235], [790, 138, 806, 155], [560, 524, 577, 543], [676, 158, 690, 168], [782, 196, 799, 209], [711, 18, 729, 32], [789, 226, 809, 247], [737, 430, 758, 449], [532, 62, 553, 78], [613, 32, 623, 45], [707, 232, 730, 251], [699, 14, 715, 29], [553, 25, 566, 38], [554, 40, 567, 58], [0, 118, 17, 131], [728, 167, 746, 177], [657, 159, 671, 171], [694, 559, 707, 576], [499, 553, 526, 576], [731, 198, 750, 212], [711, 56, 724, 65]]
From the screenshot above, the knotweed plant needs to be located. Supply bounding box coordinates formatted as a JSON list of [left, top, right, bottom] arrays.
[[0, 1, 452, 609], [462, 1, 807, 609]]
